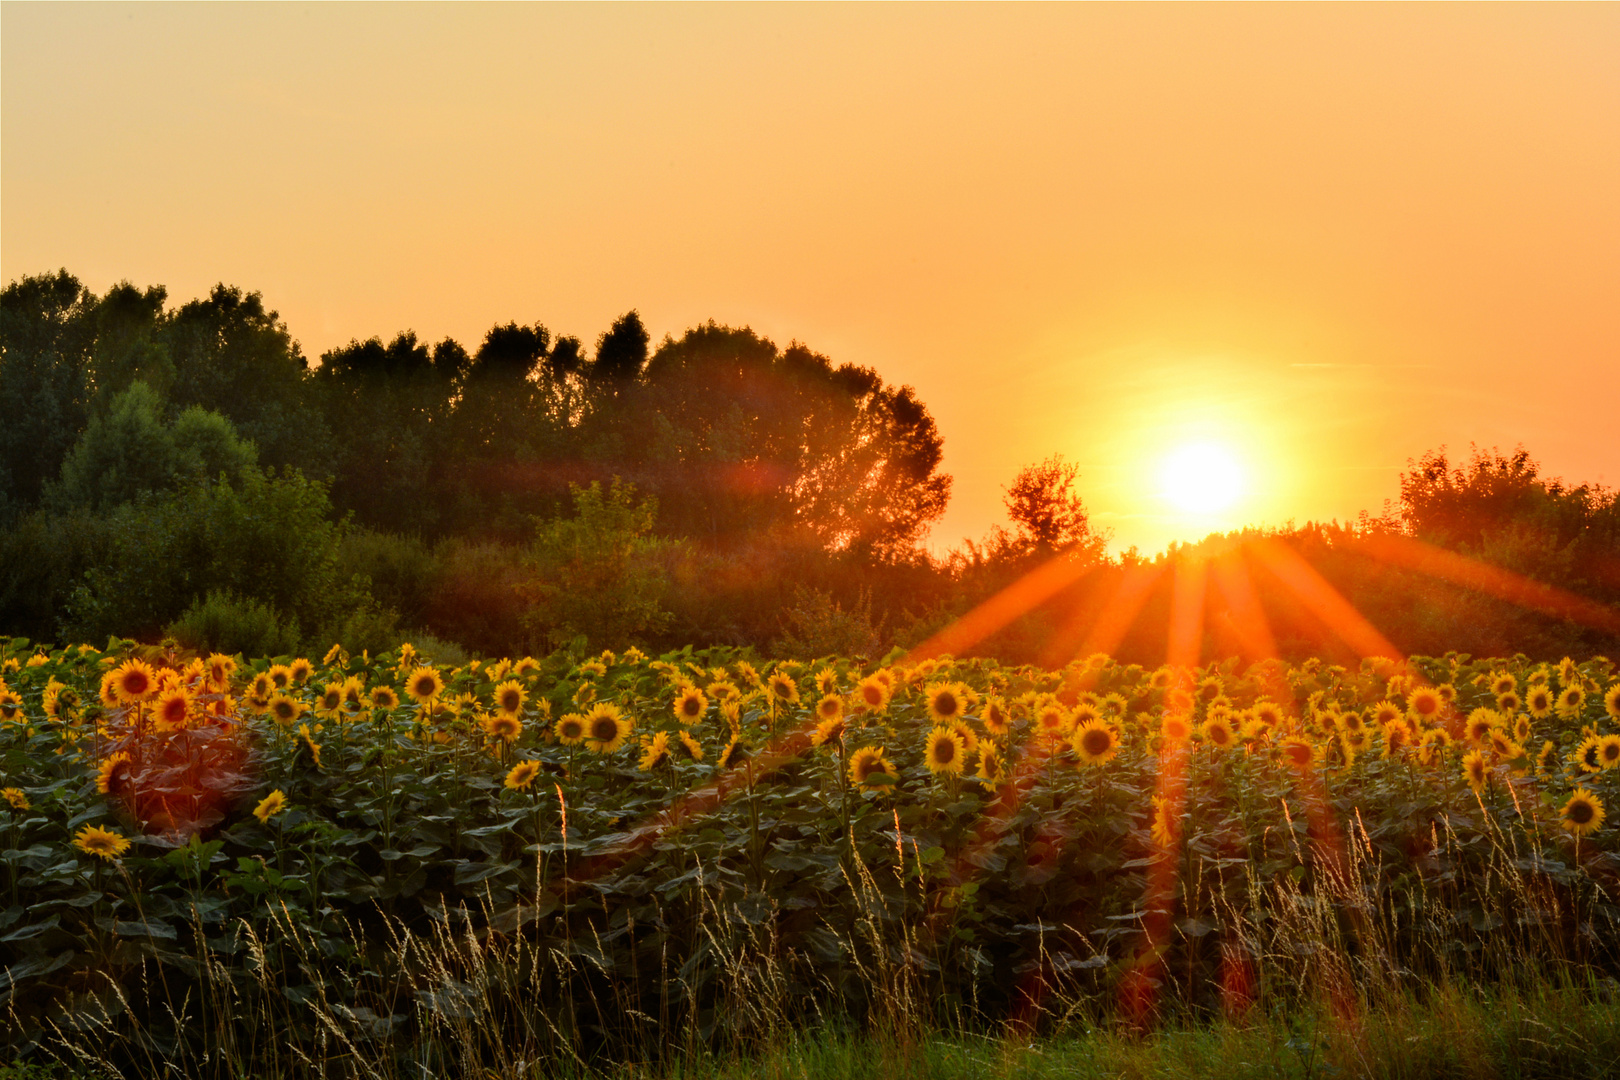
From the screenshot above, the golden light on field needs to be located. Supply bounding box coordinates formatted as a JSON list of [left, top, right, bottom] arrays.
[[1159, 443, 1244, 515]]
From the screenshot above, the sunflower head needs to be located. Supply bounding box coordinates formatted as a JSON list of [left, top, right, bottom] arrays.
[[639, 731, 673, 771], [1490, 672, 1517, 697], [1279, 736, 1316, 771], [1, 787, 29, 812], [1408, 687, 1442, 721], [674, 686, 709, 724], [555, 712, 588, 745], [267, 693, 302, 727], [584, 703, 631, 753], [73, 824, 131, 861], [718, 734, 751, 770], [1072, 721, 1120, 767], [849, 745, 896, 788], [676, 729, 704, 762], [112, 659, 157, 704], [1462, 749, 1490, 793], [504, 760, 542, 791], [1557, 686, 1587, 717], [483, 713, 523, 743], [405, 666, 444, 705], [1596, 734, 1620, 771], [494, 680, 527, 717], [1561, 787, 1605, 838], [812, 715, 847, 747], [767, 671, 800, 704], [370, 686, 400, 712], [976, 740, 1005, 783], [926, 683, 971, 724], [253, 789, 288, 823], [856, 676, 891, 713], [925, 727, 966, 774], [1201, 717, 1235, 750], [96, 752, 133, 795]]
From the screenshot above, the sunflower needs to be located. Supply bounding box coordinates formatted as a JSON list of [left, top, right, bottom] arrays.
[[1486, 729, 1524, 762], [0, 690, 25, 723], [111, 659, 157, 703], [266, 693, 303, 727], [493, 680, 528, 718], [370, 685, 400, 712], [297, 723, 322, 768], [1162, 713, 1193, 744], [253, 789, 288, 823], [261, 664, 291, 691], [706, 680, 741, 705], [1033, 699, 1073, 740], [1556, 686, 1587, 718], [1536, 739, 1560, 777], [1407, 686, 1443, 723], [552, 712, 587, 746], [1512, 713, 1532, 743], [1149, 667, 1174, 691], [248, 672, 275, 702], [1525, 686, 1554, 718], [1600, 683, 1620, 720], [205, 653, 237, 692], [717, 734, 751, 770], [315, 683, 344, 718], [1462, 749, 1490, 793], [322, 644, 344, 666], [1278, 736, 1317, 770], [1383, 720, 1413, 757], [855, 676, 891, 713], [572, 682, 597, 706], [811, 715, 847, 747], [813, 693, 845, 724], [981, 697, 1011, 737], [1339, 710, 1365, 734], [976, 740, 1005, 783], [339, 676, 368, 717], [639, 732, 673, 771], [1558, 657, 1579, 687], [1071, 721, 1120, 767], [849, 745, 896, 788], [1198, 676, 1224, 702], [673, 685, 709, 724], [504, 760, 542, 790], [1494, 689, 1522, 713], [1573, 736, 1603, 774], [584, 703, 632, 754], [1596, 734, 1620, 771], [926, 683, 973, 724], [1561, 787, 1605, 838], [73, 824, 131, 861], [1, 787, 28, 812], [1150, 795, 1176, 848], [675, 729, 704, 762], [925, 727, 966, 774], [1465, 709, 1501, 745], [288, 658, 314, 684], [483, 713, 523, 743], [1248, 700, 1284, 729], [96, 753, 132, 795], [405, 666, 444, 705], [1490, 672, 1518, 697], [872, 667, 897, 693], [1201, 716, 1236, 751]]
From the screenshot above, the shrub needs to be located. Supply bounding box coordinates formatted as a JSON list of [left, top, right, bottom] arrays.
[[166, 589, 301, 658]]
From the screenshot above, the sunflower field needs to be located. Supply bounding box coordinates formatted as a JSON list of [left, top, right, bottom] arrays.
[[1, 636, 1618, 1076]]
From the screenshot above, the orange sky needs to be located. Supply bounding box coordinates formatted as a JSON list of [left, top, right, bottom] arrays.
[[4, 3, 1617, 555]]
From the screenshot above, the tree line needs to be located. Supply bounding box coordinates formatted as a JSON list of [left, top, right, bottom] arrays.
[[3, 269, 1616, 664]]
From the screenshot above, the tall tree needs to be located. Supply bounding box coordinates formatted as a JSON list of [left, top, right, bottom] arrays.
[[0, 271, 97, 516]]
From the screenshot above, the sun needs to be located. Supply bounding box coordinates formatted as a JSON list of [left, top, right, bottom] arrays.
[[1159, 442, 1244, 514]]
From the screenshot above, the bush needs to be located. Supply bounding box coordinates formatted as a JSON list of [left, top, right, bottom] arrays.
[[61, 467, 370, 647], [166, 590, 301, 658]]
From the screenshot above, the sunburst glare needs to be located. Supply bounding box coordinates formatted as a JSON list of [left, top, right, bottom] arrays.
[[1159, 442, 1245, 514]]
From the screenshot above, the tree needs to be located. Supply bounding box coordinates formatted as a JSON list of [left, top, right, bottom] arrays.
[[49, 382, 258, 513], [1003, 455, 1107, 559], [601, 323, 951, 558], [519, 479, 675, 650], [0, 271, 97, 517]]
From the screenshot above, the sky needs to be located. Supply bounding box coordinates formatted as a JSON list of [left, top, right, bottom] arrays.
[[4, 3, 1617, 556]]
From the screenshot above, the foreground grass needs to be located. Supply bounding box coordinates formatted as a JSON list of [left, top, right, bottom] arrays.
[[14, 979, 1614, 1080], [638, 981, 1620, 1080]]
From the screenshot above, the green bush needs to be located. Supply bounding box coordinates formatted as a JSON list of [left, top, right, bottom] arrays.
[[166, 589, 301, 658]]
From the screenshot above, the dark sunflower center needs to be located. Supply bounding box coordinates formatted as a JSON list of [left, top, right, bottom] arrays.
[[1570, 801, 1595, 825], [932, 740, 955, 764], [591, 718, 618, 741], [1082, 730, 1111, 756], [501, 691, 521, 712], [936, 693, 958, 716], [683, 698, 701, 716]]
